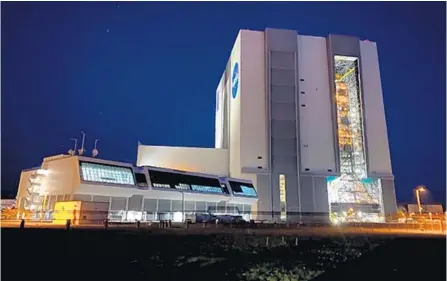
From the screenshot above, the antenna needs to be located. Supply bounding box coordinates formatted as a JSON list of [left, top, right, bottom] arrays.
[[69, 138, 78, 156], [78, 131, 86, 155], [92, 139, 100, 157]]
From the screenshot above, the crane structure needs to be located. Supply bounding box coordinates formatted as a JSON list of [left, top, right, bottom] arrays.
[[328, 56, 384, 223]]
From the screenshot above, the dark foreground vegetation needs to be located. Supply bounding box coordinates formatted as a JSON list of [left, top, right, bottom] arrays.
[[2, 228, 445, 281]]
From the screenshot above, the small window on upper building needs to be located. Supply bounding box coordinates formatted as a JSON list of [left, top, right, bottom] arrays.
[[135, 173, 148, 187]]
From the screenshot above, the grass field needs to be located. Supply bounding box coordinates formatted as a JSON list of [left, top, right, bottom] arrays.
[[1, 228, 445, 281]]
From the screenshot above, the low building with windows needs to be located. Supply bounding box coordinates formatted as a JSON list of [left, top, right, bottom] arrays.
[[15, 154, 258, 222]]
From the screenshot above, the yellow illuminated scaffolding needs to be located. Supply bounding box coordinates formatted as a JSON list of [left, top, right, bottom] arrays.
[[328, 56, 384, 223], [23, 169, 48, 220]]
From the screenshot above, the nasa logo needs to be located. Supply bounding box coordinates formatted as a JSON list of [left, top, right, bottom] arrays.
[[231, 62, 239, 99]]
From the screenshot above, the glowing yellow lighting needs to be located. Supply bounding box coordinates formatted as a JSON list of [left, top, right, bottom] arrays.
[[53, 201, 81, 225], [329, 56, 384, 223], [332, 218, 340, 225], [335, 67, 356, 82], [36, 169, 49, 176], [173, 212, 183, 222], [279, 174, 287, 221], [171, 165, 195, 173]]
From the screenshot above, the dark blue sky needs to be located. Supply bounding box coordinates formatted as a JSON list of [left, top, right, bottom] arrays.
[[2, 2, 446, 204]]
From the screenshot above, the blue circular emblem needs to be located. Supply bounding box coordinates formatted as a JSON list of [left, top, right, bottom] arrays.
[[231, 62, 239, 99]]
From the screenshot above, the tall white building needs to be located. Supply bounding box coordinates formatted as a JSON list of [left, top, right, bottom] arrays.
[[139, 28, 398, 223]]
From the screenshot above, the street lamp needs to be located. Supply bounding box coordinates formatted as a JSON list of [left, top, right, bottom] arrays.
[[78, 131, 86, 155], [415, 186, 426, 215]]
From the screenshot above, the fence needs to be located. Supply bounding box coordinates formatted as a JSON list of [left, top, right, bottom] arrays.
[[2, 210, 445, 236], [5, 209, 392, 221]]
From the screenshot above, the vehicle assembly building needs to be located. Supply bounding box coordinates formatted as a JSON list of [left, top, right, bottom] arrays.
[[16, 28, 397, 224], [138, 28, 397, 223]]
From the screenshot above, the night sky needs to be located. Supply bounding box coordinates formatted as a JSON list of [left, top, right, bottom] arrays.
[[1, 2, 446, 205]]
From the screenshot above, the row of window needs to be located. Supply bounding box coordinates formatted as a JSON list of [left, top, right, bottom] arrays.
[[153, 183, 170, 189], [79, 162, 255, 197], [80, 162, 135, 185], [151, 182, 226, 194], [148, 169, 229, 194], [175, 183, 191, 190], [229, 181, 258, 197], [233, 185, 258, 197], [191, 184, 224, 194]]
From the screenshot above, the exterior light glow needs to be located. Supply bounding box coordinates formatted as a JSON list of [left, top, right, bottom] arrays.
[[327, 55, 385, 224], [36, 169, 49, 176]]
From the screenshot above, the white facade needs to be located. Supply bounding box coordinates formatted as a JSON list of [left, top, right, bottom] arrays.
[[125, 28, 397, 223], [359, 41, 393, 177], [137, 144, 229, 176], [239, 31, 269, 174], [297, 35, 336, 173], [16, 154, 258, 222], [214, 30, 269, 179]]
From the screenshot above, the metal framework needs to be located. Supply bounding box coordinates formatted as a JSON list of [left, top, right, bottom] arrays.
[[328, 56, 384, 223], [24, 169, 47, 220]]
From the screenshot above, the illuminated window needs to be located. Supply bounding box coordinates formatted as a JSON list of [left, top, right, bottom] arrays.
[[148, 169, 228, 194], [279, 174, 286, 221], [241, 185, 257, 196], [191, 185, 223, 193], [230, 181, 257, 197], [80, 162, 135, 185], [153, 183, 170, 189]]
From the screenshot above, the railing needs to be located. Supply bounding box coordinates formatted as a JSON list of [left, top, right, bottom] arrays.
[[2, 210, 445, 236]]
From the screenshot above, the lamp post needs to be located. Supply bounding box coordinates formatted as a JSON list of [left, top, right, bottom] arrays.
[[79, 131, 86, 155], [69, 138, 78, 156], [94, 139, 100, 148], [415, 186, 426, 215]]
